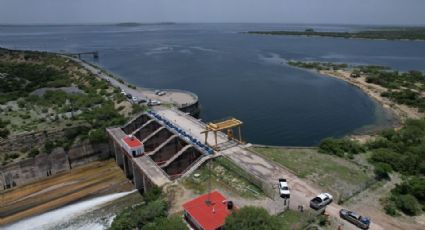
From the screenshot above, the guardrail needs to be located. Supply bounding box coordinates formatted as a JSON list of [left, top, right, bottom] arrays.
[[146, 110, 214, 155]]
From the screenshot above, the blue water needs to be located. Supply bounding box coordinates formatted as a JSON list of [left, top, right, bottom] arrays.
[[1, 23, 424, 146]]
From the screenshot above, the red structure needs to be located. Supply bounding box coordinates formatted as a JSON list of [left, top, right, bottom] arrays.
[[122, 135, 144, 157], [183, 191, 235, 230]]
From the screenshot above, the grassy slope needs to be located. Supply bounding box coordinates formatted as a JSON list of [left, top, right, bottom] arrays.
[[251, 147, 375, 202], [182, 157, 264, 199]]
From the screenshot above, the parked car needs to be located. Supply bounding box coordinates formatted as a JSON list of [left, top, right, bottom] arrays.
[[126, 93, 132, 99], [339, 209, 370, 229], [155, 90, 166, 96], [120, 90, 127, 96], [148, 99, 161, 106], [278, 178, 290, 199], [132, 96, 138, 103], [310, 193, 333, 210], [138, 98, 147, 104]]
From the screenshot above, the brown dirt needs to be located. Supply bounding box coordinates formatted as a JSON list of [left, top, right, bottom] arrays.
[[320, 70, 424, 122], [344, 175, 425, 230], [0, 159, 132, 225]]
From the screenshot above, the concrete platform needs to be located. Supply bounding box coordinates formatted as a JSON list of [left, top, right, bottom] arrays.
[[132, 156, 170, 187]]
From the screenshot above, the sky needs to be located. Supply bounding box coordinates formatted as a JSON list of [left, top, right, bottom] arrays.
[[0, 0, 424, 25]]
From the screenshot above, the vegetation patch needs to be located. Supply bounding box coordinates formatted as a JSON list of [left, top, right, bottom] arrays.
[[109, 188, 187, 230], [288, 61, 425, 112], [183, 157, 263, 199], [314, 119, 425, 216], [247, 27, 425, 41], [251, 147, 374, 202], [0, 49, 135, 163]]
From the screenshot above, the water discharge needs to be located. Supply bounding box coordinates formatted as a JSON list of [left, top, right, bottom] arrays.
[[4, 190, 136, 230]]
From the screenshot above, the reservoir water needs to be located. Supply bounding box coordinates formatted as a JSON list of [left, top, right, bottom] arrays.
[[1, 23, 424, 145]]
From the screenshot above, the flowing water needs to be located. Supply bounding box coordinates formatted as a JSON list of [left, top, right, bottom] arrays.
[[4, 190, 137, 230], [1, 23, 424, 145]]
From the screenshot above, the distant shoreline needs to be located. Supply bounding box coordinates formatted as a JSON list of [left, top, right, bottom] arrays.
[[288, 65, 425, 142], [246, 28, 425, 41]]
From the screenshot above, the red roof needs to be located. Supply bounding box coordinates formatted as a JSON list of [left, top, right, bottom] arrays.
[[122, 135, 142, 148], [183, 191, 234, 230]]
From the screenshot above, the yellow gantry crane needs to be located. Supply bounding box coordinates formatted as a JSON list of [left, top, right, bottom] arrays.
[[202, 118, 243, 149]]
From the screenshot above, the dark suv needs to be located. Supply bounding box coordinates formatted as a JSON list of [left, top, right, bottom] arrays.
[[339, 209, 370, 229]]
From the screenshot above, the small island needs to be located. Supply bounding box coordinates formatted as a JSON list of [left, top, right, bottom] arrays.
[[247, 27, 425, 41]]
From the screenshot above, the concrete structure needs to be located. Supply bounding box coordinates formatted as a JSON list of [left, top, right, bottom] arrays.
[[0, 142, 110, 190], [107, 111, 214, 192], [71, 57, 200, 117], [183, 191, 236, 230]]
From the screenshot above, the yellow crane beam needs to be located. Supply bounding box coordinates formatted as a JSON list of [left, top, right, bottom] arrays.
[[203, 118, 243, 149]]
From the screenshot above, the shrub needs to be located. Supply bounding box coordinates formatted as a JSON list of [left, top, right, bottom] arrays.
[[141, 216, 187, 230], [109, 200, 168, 230], [318, 138, 364, 157], [28, 149, 40, 158], [224, 206, 280, 230], [374, 162, 392, 180], [395, 194, 421, 216], [44, 141, 55, 154], [88, 128, 107, 144], [0, 128, 10, 138], [384, 203, 398, 216]]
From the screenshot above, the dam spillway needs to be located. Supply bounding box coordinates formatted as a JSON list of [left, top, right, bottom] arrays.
[[107, 111, 214, 192]]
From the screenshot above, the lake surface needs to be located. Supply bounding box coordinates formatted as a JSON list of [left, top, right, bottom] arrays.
[[1, 23, 424, 146]]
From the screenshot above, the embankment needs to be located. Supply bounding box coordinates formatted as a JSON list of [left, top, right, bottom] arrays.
[[1, 135, 111, 190], [320, 69, 424, 122]]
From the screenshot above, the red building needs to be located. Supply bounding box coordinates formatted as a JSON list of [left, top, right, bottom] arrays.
[[183, 191, 236, 230], [122, 135, 144, 157]]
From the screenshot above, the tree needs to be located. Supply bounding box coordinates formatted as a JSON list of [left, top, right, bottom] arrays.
[[395, 194, 421, 216], [141, 216, 187, 230], [109, 200, 167, 230], [224, 206, 280, 230], [0, 128, 10, 138], [374, 162, 392, 180]]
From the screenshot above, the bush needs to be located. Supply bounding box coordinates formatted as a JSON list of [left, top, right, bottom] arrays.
[[224, 206, 280, 230], [144, 186, 163, 203], [44, 141, 55, 154], [374, 162, 392, 180], [109, 200, 168, 230], [395, 194, 421, 216], [384, 203, 398, 216], [0, 128, 10, 138], [0, 119, 10, 128], [141, 216, 187, 230], [28, 149, 40, 158], [318, 138, 365, 157], [88, 128, 107, 144], [4, 152, 19, 160]]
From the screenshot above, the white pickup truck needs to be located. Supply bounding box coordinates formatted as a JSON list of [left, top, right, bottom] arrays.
[[278, 178, 290, 199]]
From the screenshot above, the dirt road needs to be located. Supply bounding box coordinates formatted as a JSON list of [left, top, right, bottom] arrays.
[[221, 145, 424, 230]]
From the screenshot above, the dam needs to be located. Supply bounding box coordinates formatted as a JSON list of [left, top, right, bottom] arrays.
[[107, 109, 218, 192]]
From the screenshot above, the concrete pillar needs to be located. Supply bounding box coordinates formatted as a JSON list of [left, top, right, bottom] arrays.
[[114, 142, 124, 167], [133, 165, 144, 192], [123, 155, 130, 178], [123, 155, 133, 179]]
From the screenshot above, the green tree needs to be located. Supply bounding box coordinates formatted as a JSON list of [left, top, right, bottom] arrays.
[[374, 162, 392, 180], [0, 128, 10, 138], [141, 216, 187, 230], [109, 200, 167, 230], [224, 206, 280, 230], [394, 194, 421, 216]]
